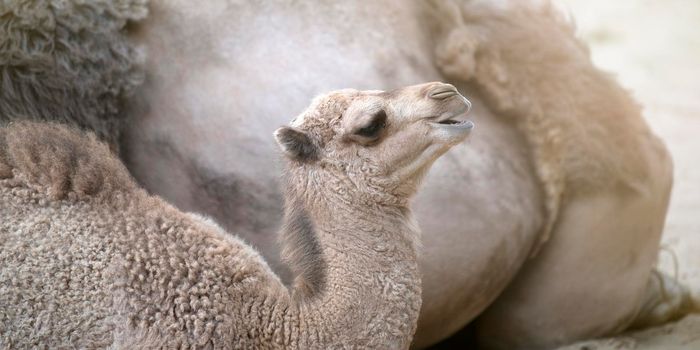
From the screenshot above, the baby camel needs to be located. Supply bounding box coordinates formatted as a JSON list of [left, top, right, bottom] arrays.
[[0, 82, 473, 349]]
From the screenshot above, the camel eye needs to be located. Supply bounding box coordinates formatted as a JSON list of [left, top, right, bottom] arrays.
[[355, 110, 387, 139]]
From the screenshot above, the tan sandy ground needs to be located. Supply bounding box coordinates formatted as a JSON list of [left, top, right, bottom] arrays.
[[553, 0, 700, 349]]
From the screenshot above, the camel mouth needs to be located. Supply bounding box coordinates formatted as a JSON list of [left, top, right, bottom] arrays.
[[428, 94, 472, 129], [429, 111, 474, 129], [431, 118, 475, 129], [428, 110, 475, 144], [437, 118, 472, 127]]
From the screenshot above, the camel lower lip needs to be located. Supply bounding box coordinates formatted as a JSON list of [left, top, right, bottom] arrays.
[[431, 120, 474, 129]]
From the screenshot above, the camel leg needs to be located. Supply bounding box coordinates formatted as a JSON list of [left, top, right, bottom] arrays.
[[473, 174, 674, 349], [426, 1, 684, 347]]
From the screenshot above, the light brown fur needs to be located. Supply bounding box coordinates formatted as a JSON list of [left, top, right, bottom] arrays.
[[0, 0, 684, 348], [0, 83, 472, 349], [430, 1, 680, 348], [433, 0, 662, 253]]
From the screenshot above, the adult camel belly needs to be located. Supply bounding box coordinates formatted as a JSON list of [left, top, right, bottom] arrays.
[[123, 1, 543, 347]]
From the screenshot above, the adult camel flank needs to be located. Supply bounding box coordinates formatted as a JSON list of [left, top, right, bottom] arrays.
[[0, 0, 691, 348]]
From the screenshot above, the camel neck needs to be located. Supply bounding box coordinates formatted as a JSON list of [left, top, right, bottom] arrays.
[[278, 188, 422, 348]]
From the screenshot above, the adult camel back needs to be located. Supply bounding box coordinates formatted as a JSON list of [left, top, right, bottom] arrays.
[[0, 0, 690, 348]]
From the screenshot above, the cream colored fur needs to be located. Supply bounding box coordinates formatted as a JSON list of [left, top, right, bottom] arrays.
[[0, 83, 470, 349], [0, 0, 683, 348], [433, 0, 663, 254], [430, 1, 679, 348]]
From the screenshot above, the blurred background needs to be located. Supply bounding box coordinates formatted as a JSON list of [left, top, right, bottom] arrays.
[[556, 0, 700, 300]]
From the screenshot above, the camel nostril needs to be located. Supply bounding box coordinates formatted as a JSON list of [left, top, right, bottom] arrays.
[[429, 84, 459, 100]]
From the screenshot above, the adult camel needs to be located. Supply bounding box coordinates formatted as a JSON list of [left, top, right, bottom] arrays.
[[0, 0, 689, 348], [120, 1, 690, 348]]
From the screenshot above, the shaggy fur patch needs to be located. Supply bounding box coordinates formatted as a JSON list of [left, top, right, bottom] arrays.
[[0, 121, 136, 200], [0, 0, 148, 151]]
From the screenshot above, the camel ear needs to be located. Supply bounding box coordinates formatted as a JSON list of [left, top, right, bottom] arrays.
[[274, 126, 318, 161]]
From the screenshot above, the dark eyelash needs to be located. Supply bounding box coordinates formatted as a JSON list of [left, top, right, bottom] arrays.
[[355, 110, 387, 138]]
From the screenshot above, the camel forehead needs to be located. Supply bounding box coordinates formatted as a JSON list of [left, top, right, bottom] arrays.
[[290, 89, 378, 128]]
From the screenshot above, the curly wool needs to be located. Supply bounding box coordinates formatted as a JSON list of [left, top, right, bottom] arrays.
[[0, 122, 281, 349], [0, 0, 148, 150], [0, 116, 423, 349]]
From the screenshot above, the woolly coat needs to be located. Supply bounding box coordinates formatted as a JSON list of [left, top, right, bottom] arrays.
[[0, 121, 422, 349], [0, 122, 282, 348], [0, 0, 147, 150]]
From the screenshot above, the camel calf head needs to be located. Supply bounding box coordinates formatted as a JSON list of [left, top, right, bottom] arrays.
[[275, 82, 473, 202]]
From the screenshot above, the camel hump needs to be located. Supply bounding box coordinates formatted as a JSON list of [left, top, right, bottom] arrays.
[[0, 121, 135, 200]]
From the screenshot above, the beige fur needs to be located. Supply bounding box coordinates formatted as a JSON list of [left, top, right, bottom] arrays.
[[1, 0, 682, 348], [0, 82, 472, 349], [430, 2, 679, 348], [433, 0, 663, 254]]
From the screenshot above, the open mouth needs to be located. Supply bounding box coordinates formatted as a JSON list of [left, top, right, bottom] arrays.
[[431, 114, 474, 129], [438, 119, 471, 126], [429, 93, 474, 131]]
